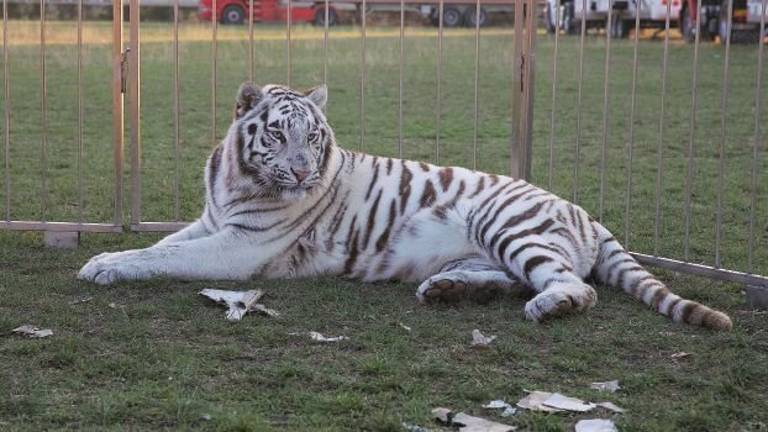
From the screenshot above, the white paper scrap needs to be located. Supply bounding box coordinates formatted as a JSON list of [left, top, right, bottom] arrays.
[[575, 419, 618, 432]]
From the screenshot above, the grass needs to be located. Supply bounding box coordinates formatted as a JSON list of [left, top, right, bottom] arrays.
[[1, 20, 767, 430]]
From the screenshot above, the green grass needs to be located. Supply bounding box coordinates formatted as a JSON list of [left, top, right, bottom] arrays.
[[1, 21, 767, 430]]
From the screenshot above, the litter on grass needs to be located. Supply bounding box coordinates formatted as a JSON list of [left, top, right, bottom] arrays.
[[401, 422, 432, 432], [516, 391, 563, 412], [69, 296, 93, 305], [516, 391, 624, 414], [470, 329, 497, 348], [399, 322, 412, 332], [575, 419, 618, 432], [12, 325, 53, 338], [595, 401, 625, 414], [482, 400, 517, 417], [540, 393, 596, 412], [671, 352, 691, 359], [250, 303, 281, 318], [289, 331, 349, 343], [199, 289, 279, 321], [590, 380, 620, 393], [432, 407, 516, 432]]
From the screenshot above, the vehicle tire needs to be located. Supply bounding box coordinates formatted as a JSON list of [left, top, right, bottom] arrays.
[[443, 6, 463, 27], [731, 29, 761, 43], [221, 5, 245, 25], [718, 7, 760, 44], [463, 6, 488, 27], [313, 7, 338, 26]]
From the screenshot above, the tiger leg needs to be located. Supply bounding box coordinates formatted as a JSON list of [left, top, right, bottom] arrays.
[[416, 257, 529, 304], [486, 231, 597, 322], [155, 219, 210, 246]]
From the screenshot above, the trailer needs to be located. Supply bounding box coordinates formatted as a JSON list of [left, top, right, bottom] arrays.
[[200, 0, 517, 27]]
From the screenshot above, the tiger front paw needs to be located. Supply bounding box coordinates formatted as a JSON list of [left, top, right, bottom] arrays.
[[77, 251, 149, 285]]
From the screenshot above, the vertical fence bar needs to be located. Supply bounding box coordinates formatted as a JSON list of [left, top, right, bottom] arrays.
[[715, 0, 734, 268], [77, 0, 84, 223], [398, 0, 404, 158], [3, 0, 10, 222], [212, 0, 218, 148], [287, 0, 292, 86], [683, 0, 703, 259], [472, 0, 481, 170], [129, 0, 141, 226], [359, 0, 366, 151], [748, 0, 766, 273], [39, 0, 48, 222], [547, 0, 561, 191], [653, 0, 671, 256], [598, 0, 613, 223], [435, 0, 444, 164], [112, 0, 123, 226], [624, 0, 641, 248], [173, 0, 181, 221], [521, 0, 536, 180], [323, 0, 329, 86], [572, 0, 587, 202], [249, 0, 254, 82], [510, 0, 523, 178]]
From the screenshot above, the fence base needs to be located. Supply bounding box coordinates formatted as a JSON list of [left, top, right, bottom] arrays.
[[44, 231, 80, 249], [746, 285, 768, 310]]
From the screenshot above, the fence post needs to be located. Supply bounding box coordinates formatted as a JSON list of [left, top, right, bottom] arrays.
[[510, 0, 535, 181], [129, 0, 141, 228], [112, 0, 124, 227]]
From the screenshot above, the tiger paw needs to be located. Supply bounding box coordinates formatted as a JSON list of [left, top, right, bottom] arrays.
[[416, 272, 506, 304], [78, 251, 148, 285]]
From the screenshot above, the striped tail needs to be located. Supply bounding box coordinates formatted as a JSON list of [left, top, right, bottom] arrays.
[[592, 224, 732, 331]]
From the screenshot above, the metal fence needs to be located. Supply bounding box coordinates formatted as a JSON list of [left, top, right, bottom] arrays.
[[1, 0, 767, 290]]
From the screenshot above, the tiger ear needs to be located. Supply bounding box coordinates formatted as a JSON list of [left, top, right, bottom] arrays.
[[305, 84, 327, 109], [234, 82, 262, 119]]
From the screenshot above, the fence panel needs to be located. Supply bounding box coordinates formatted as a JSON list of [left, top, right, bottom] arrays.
[[534, 0, 768, 288], [0, 0, 123, 233]]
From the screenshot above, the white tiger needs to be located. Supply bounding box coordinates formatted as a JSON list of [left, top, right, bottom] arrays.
[[78, 83, 732, 330]]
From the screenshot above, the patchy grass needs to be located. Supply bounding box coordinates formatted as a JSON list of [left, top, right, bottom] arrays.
[[1, 21, 767, 430]]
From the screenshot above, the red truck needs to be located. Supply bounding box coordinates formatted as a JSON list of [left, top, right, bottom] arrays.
[[198, 0, 339, 25]]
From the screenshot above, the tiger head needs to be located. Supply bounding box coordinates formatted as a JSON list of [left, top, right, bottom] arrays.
[[232, 83, 333, 199]]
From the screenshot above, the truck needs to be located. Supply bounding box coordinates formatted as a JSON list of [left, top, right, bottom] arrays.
[[198, 0, 341, 25], [545, 0, 682, 38], [546, 0, 766, 43], [679, 0, 766, 43]]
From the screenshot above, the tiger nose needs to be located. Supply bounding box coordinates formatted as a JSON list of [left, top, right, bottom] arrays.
[[291, 167, 311, 183]]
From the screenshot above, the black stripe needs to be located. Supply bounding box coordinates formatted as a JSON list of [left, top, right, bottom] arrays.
[[362, 189, 383, 249], [365, 163, 380, 201], [224, 219, 283, 233], [230, 205, 289, 217], [494, 218, 556, 260], [507, 242, 560, 262], [523, 256, 555, 280], [375, 200, 397, 253], [606, 258, 636, 285], [208, 145, 223, 206], [478, 199, 542, 246]]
